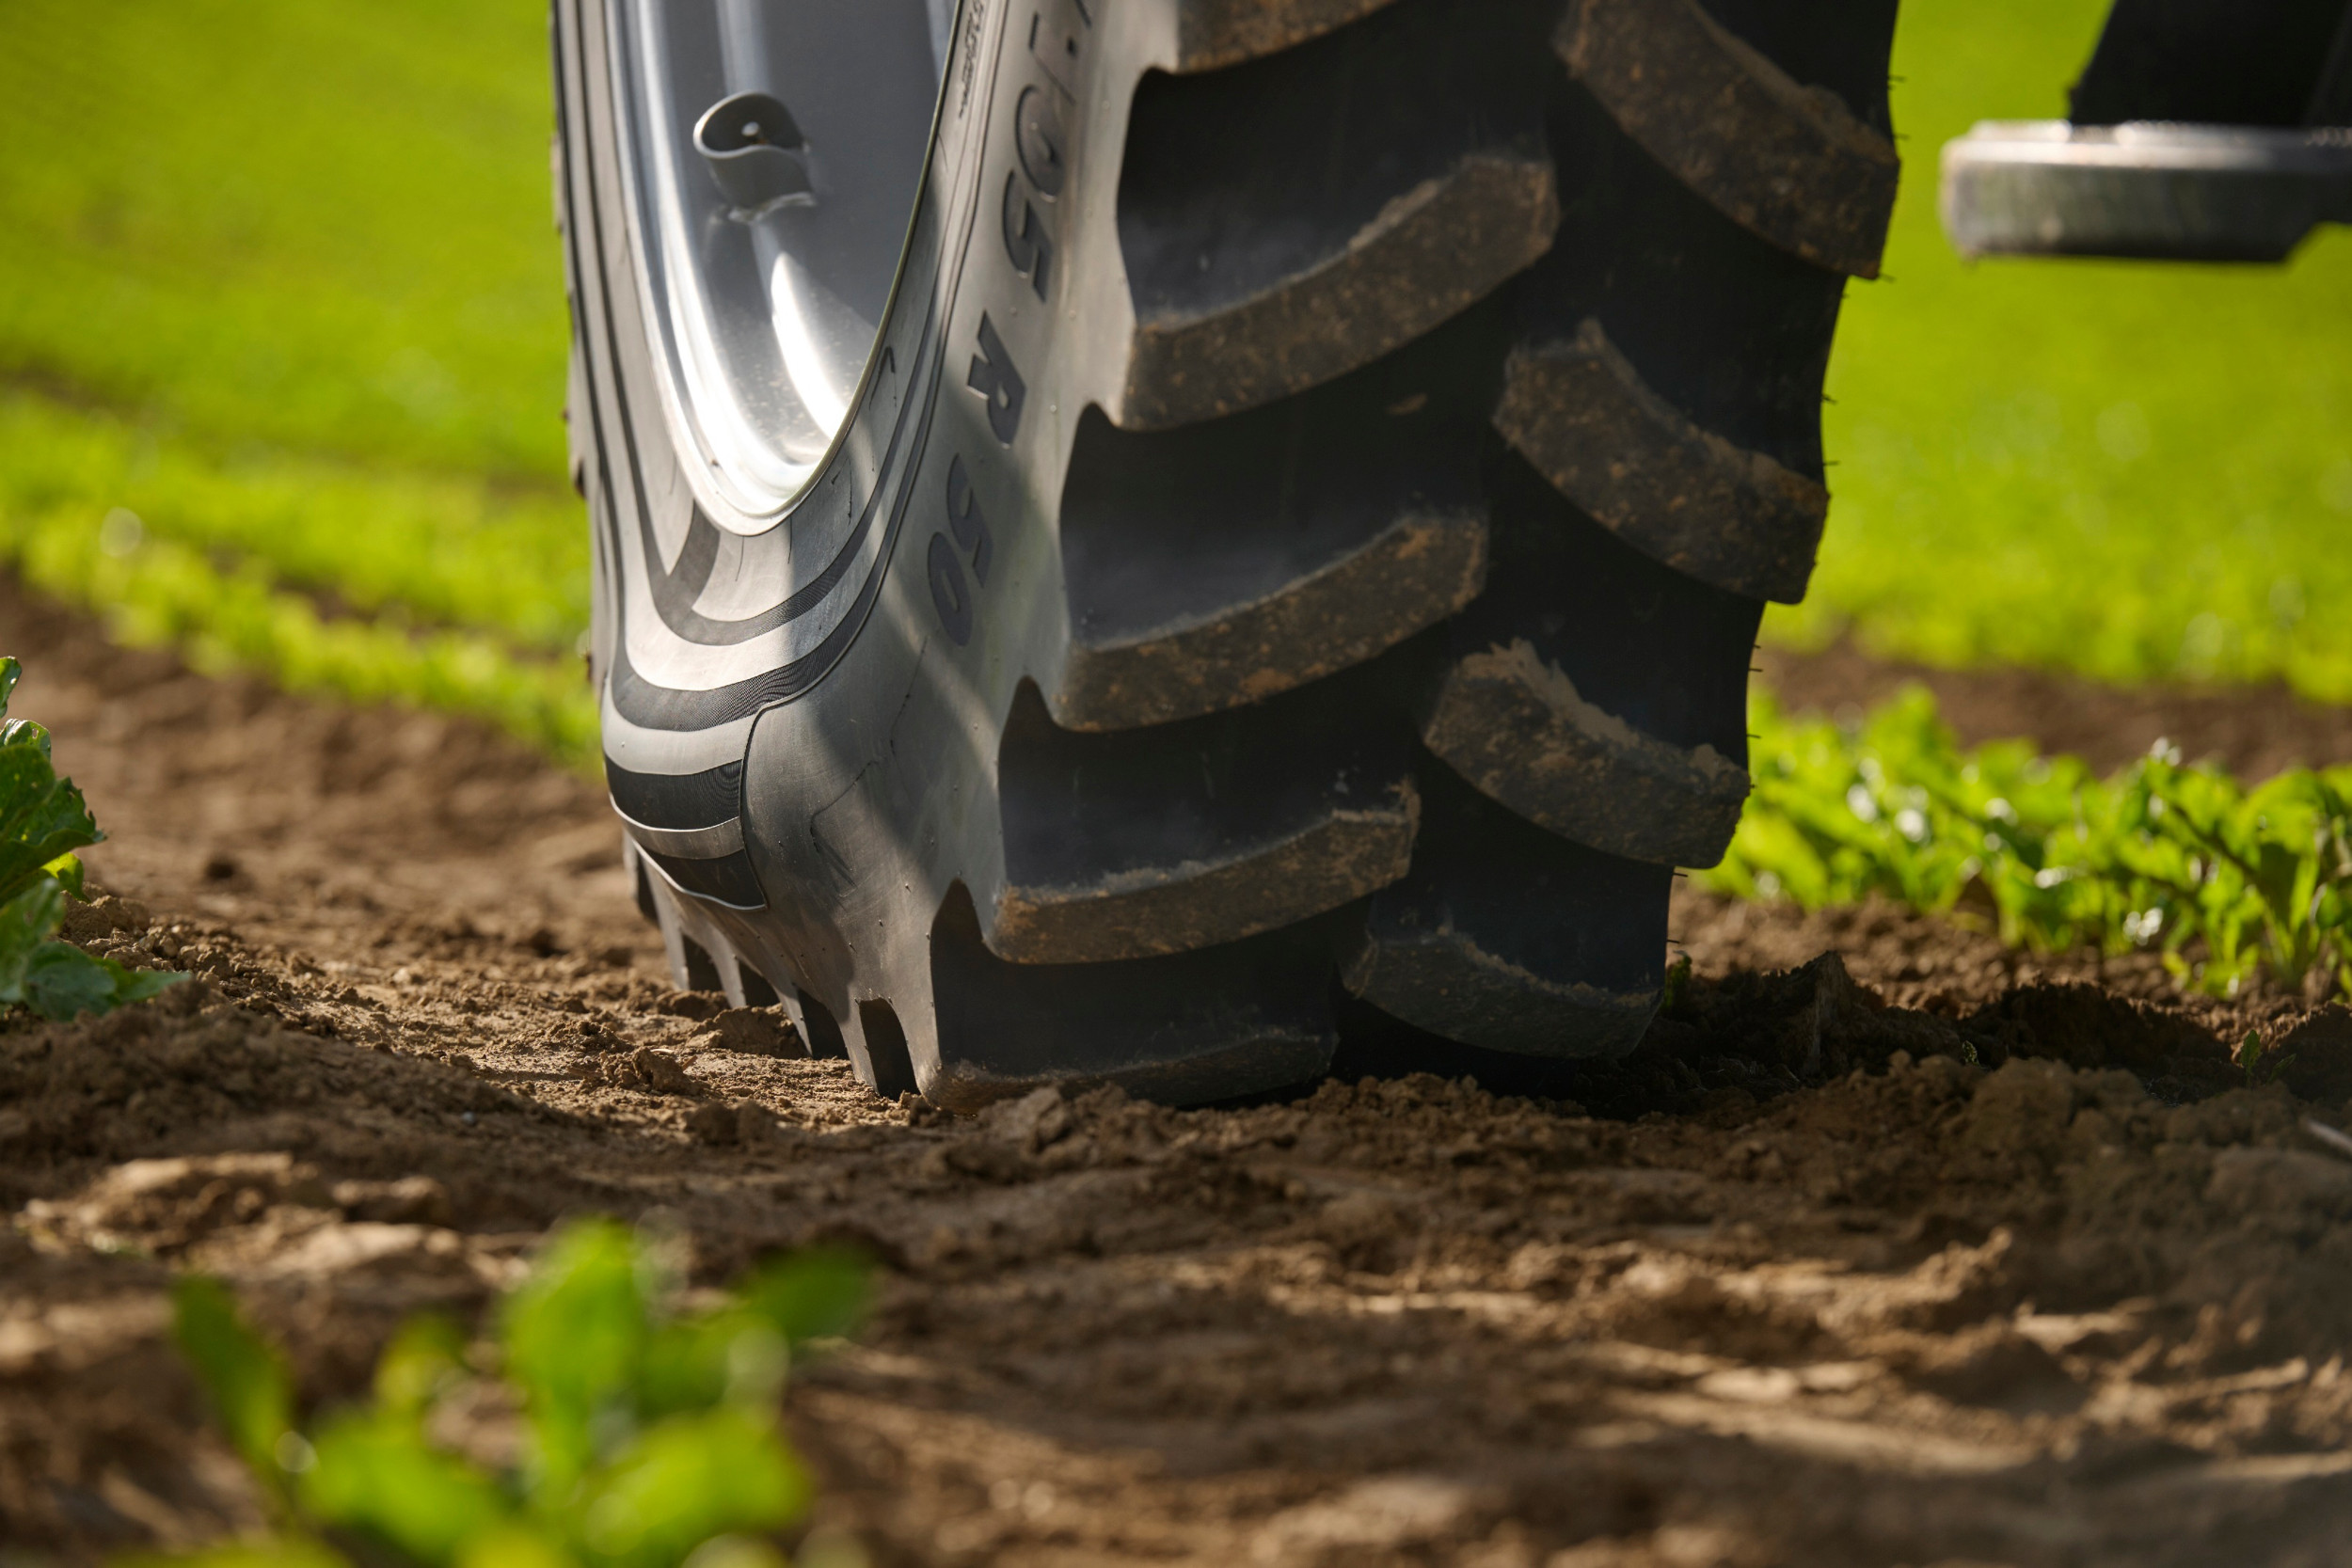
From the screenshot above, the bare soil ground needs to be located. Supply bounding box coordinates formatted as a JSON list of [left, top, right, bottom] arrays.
[[7, 575, 2352, 1568], [1759, 641, 2352, 782]]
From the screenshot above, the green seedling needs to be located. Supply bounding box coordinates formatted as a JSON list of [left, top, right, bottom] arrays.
[[2232, 1030, 2298, 1088], [1660, 952, 1693, 1016], [1709, 685, 2352, 1006], [145, 1219, 871, 1568], [0, 655, 183, 1019]]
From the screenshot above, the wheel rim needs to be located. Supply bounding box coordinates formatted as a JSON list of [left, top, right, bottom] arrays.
[[612, 0, 950, 521]]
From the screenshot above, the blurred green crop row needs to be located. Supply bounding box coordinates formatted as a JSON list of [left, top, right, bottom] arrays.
[[0, 455, 597, 767], [0, 393, 588, 652]]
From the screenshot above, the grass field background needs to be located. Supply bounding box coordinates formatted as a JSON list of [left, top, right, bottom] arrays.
[[3, 0, 2350, 764], [1809, 3, 2352, 703]]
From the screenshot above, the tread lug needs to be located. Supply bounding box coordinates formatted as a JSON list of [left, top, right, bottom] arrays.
[[993, 678, 1420, 962], [1057, 350, 1490, 728], [1420, 460, 1759, 868], [930, 887, 1339, 1108], [1422, 638, 1748, 868], [1493, 318, 1825, 603], [1557, 0, 1899, 277], [1118, 0, 1557, 428], [1060, 503, 1484, 726], [1173, 0, 1403, 71], [1345, 765, 1666, 1057]]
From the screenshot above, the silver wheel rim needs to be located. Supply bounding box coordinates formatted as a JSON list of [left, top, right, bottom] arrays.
[[612, 0, 951, 522]]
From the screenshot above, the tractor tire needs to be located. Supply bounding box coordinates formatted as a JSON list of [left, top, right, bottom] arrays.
[[553, 0, 1902, 1110]]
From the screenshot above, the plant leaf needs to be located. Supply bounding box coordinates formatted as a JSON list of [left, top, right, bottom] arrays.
[[453, 1521, 580, 1568], [24, 938, 183, 1020], [44, 849, 83, 897], [735, 1246, 871, 1348], [0, 735, 102, 908], [639, 1310, 790, 1419], [172, 1276, 297, 1494], [575, 1406, 811, 1568], [300, 1408, 516, 1568], [0, 876, 68, 1004], [373, 1313, 472, 1419], [501, 1219, 650, 1500]]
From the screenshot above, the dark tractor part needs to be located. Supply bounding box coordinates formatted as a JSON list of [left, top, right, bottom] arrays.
[[2072, 0, 2352, 127], [1942, 0, 2352, 261], [557, 0, 1901, 1111]]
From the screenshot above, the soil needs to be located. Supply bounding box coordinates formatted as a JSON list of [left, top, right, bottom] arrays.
[[7, 572, 2352, 1568], [1760, 641, 2352, 783]]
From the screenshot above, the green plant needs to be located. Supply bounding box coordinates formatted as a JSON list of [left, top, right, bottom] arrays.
[[2233, 1029, 2299, 1088], [149, 1220, 871, 1568], [0, 655, 183, 1018], [1660, 952, 1693, 1015], [1709, 686, 2352, 1002]]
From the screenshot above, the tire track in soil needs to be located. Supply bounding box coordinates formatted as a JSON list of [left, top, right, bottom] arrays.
[[6, 572, 2352, 1566]]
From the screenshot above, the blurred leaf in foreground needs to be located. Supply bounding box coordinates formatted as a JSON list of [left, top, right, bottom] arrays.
[[171, 1277, 298, 1504], [144, 1220, 869, 1568]]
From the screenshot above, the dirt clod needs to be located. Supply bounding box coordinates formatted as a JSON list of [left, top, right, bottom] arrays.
[[697, 1007, 807, 1058]]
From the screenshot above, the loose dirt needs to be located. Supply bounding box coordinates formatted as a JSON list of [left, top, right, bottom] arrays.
[[6, 574, 2352, 1567]]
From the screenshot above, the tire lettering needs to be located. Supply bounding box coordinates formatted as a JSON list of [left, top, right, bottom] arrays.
[[931, 0, 1082, 650], [946, 455, 993, 583], [965, 313, 1026, 445], [927, 530, 974, 645], [1000, 173, 1054, 300], [1015, 87, 1066, 196], [1027, 0, 1092, 98]]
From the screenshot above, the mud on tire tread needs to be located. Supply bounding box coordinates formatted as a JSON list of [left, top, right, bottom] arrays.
[[1558, 0, 1899, 278], [558, 0, 1900, 1108]]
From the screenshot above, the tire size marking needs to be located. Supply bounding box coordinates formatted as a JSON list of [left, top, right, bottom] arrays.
[[926, 455, 997, 647], [929, 2, 1089, 647], [964, 313, 1027, 445], [946, 454, 995, 583], [927, 531, 976, 645], [1002, 86, 1067, 298], [1026, 0, 1094, 97]]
